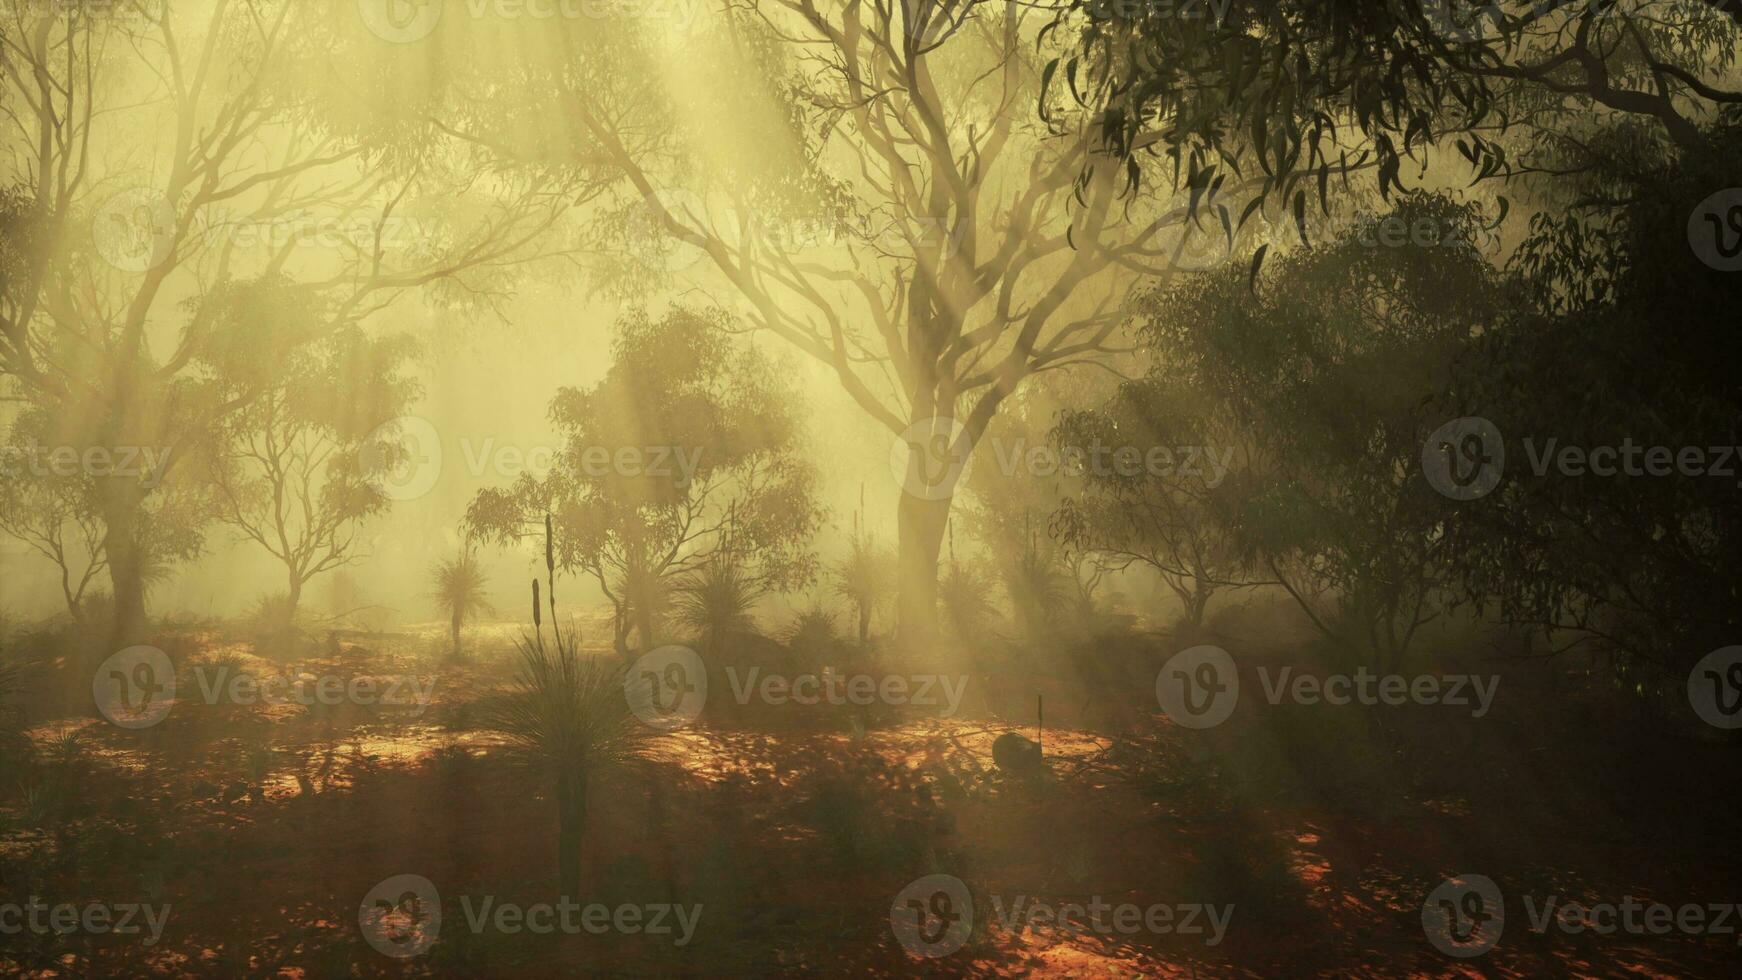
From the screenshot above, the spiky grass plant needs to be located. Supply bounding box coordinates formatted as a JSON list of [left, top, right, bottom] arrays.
[[832, 533, 893, 645], [430, 549, 492, 659], [1004, 533, 1066, 639], [939, 561, 999, 640], [782, 605, 840, 663], [485, 514, 642, 899], [488, 628, 640, 900], [671, 558, 765, 657]]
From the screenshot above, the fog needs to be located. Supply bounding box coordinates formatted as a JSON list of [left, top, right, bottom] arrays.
[[3, 1, 1740, 975]]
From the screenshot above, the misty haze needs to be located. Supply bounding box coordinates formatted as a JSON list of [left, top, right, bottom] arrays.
[[2, 0, 1740, 976]]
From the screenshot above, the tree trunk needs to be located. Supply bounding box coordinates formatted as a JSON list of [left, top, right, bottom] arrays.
[[895, 492, 951, 647], [625, 561, 660, 652], [632, 597, 657, 653], [555, 769, 586, 901], [1188, 577, 1212, 627], [286, 575, 303, 622], [611, 599, 632, 658], [99, 479, 148, 647], [451, 608, 464, 658]]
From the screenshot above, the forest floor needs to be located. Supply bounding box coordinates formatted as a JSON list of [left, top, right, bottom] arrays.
[[2, 613, 1739, 978]]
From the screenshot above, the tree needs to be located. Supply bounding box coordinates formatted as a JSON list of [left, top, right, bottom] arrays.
[[0, 408, 106, 623], [0, 401, 203, 626], [1134, 195, 1515, 668], [1437, 113, 1742, 685], [207, 320, 419, 619], [0, 2, 584, 642], [1052, 377, 1257, 628], [1054, 0, 1742, 206], [466, 307, 821, 655], [446, 1, 1250, 643]]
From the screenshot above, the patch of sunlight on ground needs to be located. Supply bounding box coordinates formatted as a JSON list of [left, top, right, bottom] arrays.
[[645, 718, 1113, 784], [1004, 943, 1207, 978]]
